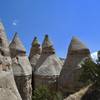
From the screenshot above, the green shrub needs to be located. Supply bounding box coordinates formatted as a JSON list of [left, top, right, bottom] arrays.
[[80, 58, 100, 86], [32, 86, 63, 100]]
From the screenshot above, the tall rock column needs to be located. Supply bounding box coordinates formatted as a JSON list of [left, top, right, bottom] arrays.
[[34, 35, 63, 90], [29, 37, 41, 90], [29, 37, 41, 71], [0, 22, 22, 100], [9, 33, 32, 100], [58, 37, 90, 93]]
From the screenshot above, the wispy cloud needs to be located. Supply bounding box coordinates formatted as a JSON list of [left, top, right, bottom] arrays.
[[12, 20, 19, 26], [12, 22, 17, 26]]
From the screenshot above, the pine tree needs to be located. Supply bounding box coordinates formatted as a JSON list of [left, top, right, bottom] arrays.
[[80, 58, 100, 87]]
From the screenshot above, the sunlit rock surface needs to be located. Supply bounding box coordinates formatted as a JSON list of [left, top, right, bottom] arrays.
[[0, 22, 22, 100], [9, 33, 32, 100], [59, 37, 90, 93], [34, 35, 63, 89]]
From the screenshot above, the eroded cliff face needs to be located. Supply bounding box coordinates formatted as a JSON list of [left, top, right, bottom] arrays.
[[12, 56, 32, 100], [0, 22, 22, 100], [1, 21, 98, 100]]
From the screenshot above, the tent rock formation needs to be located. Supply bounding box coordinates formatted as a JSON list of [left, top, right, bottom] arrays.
[[59, 37, 90, 93], [9, 33, 32, 100], [34, 35, 63, 89], [29, 36, 41, 71], [0, 22, 22, 100]]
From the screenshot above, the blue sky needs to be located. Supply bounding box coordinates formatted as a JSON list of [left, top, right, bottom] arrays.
[[0, 0, 100, 57]]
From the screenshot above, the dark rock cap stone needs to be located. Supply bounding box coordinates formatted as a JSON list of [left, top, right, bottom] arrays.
[[42, 35, 55, 54], [29, 36, 41, 60], [42, 35, 52, 48], [29, 37, 41, 55], [32, 37, 40, 46]]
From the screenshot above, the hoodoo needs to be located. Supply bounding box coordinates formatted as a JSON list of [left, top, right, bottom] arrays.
[[0, 22, 22, 100], [29, 37, 41, 89], [58, 37, 90, 93], [34, 35, 63, 89], [29, 36, 41, 71], [9, 33, 32, 100]]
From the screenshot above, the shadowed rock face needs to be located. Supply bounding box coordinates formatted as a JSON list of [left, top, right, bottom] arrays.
[[0, 22, 22, 100], [34, 35, 63, 89], [42, 35, 55, 54], [29, 37, 41, 71], [9, 33, 32, 100], [29, 37, 41, 90], [58, 37, 90, 93]]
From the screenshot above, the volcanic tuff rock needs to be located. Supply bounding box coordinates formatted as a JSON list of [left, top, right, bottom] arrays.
[[0, 22, 10, 56], [9, 33, 32, 100], [64, 85, 91, 100], [0, 22, 22, 100], [29, 36, 41, 89], [0, 21, 95, 100], [34, 35, 63, 89], [29, 36, 41, 71], [58, 37, 90, 93]]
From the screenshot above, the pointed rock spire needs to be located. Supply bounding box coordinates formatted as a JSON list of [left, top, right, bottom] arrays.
[[0, 21, 10, 56], [68, 36, 88, 52], [58, 37, 90, 92], [34, 35, 63, 89], [42, 35, 52, 48], [32, 37, 40, 46], [10, 33, 32, 100], [9, 33, 26, 57], [42, 35, 55, 54], [29, 37, 41, 59]]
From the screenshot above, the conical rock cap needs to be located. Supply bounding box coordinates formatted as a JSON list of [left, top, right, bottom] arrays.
[[42, 35, 52, 48], [42, 35, 55, 54], [29, 37, 41, 58], [58, 37, 90, 92], [32, 37, 40, 46], [68, 37, 88, 52], [29, 37, 41, 67], [9, 33, 26, 53]]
